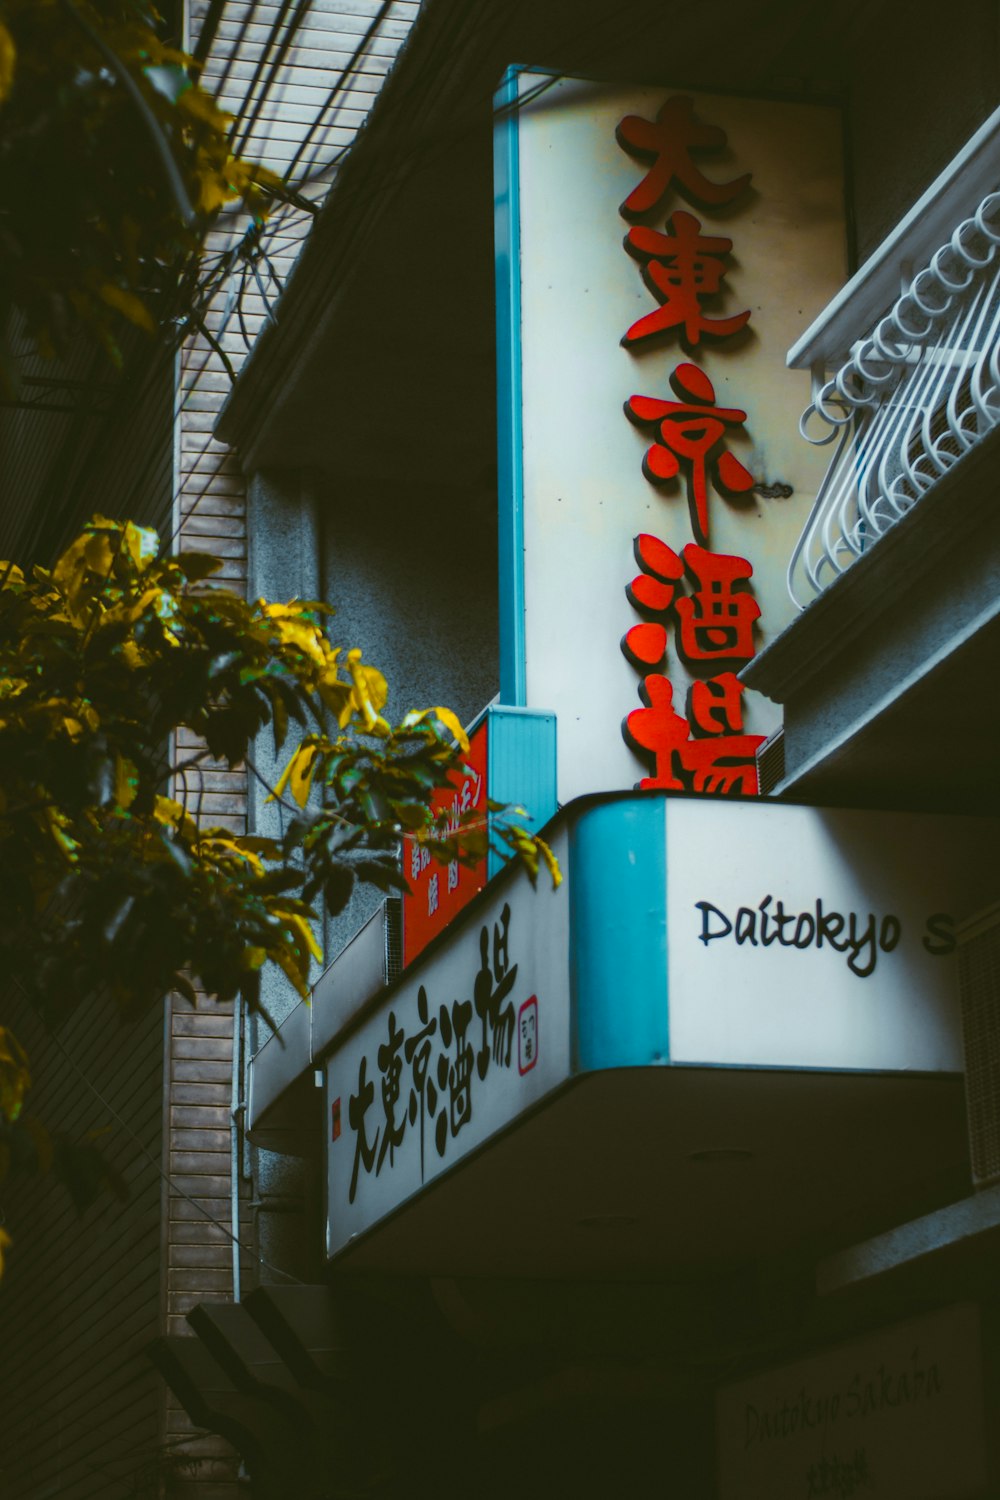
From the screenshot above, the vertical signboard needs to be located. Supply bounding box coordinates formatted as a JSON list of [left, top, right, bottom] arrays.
[[495, 72, 846, 803], [402, 718, 489, 967], [401, 705, 558, 967]]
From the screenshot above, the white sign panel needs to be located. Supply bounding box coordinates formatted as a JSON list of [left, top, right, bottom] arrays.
[[506, 74, 846, 802], [664, 799, 994, 1071], [324, 795, 1000, 1256], [325, 833, 570, 1258], [717, 1305, 988, 1500]]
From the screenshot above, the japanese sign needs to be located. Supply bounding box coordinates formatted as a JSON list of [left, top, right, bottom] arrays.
[[496, 74, 846, 802], [323, 795, 997, 1257], [402, 716, 488, 966], [617, 95, 765, 793], [326, 830, 570, 1258], [716, 1305, 987, 1500], [662, 799, 996, 1071]]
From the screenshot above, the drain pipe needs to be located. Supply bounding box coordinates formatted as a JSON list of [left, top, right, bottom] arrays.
[[230, 993, 244, 1303]]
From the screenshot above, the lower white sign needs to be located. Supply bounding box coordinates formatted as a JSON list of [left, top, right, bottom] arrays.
[[664, 800, 993, 1071], [322, 796, 1000, 1257], [716, 1305, 987, 1500], [325, 830, 570, 1258]]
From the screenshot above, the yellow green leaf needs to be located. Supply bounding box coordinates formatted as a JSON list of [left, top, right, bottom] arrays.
[[114, 755, 138, 810], [52, 529, 116, 605], [345, 650, 389, 733], [119, 639, 148, 670], [274, 616, 326, 667], [179, 86, 233, 128], [403, 705, 469, 752], [536, 835, 563, 889], [46, 807, 79, 860], [0, 1027, 31, 1123], [154, 795, 184, 827], [199, 834, 264, 874], [0, 22, 16, 103], [270, 741, 319, 806], [98, 283, 156, 334], [270, 942, 311, 1001], [272, 909, 323, 963], [289, 744, 319, 808], [194, 170, 232, 215]]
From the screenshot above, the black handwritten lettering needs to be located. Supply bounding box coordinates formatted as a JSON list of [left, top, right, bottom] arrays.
[[793, 911, 815, 949], [759, 894, 776, 946], [696, 901, 732, 946], [880, 915, 901, 952], [735, 907, 758, 945], [694, 899, 904, 978], [806, 1447, 869, 1498], [744, 1346, 946, 1452], [845, 913, 877, 978], [816, 901, 847, 952], [347, 904, 525, 1194], [922, 913, 956, 957], [773, 899, 796, 947]]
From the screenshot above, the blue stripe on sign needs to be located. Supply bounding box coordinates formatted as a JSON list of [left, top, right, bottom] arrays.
[[569, 796, 670, 1071], [486, 706, 558, 881], [493, 65, 526, 707]]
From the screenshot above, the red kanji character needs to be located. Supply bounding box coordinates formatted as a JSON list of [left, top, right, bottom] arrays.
[[635, 532, 684, 581], [680, 734, 764, 797], [674, 543, 760, 667], [622, 534, 683, 668], [623, 674, 689, 789], [623, 212, 751, 348], [687, 671, 747, 736], [623, 621, 668, 669], [626, 364, 755, 544], [616, 96, 751, 220], [626, 532, 683, 612]]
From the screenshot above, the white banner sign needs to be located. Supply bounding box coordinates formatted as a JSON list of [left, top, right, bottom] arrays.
[[325, 832, 570, 1258], [663, 799, 992, 1071], [717, 1305, 987, 1500], [323, 796, 999, 1256]]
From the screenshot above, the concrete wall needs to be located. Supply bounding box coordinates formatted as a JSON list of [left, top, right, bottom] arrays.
[[846, 0, 999, 266]]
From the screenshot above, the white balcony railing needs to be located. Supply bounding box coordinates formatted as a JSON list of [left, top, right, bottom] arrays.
[[786, 109, 1000, 608]]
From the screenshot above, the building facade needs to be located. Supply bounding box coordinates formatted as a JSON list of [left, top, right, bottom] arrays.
[[4, 0, 1000, 1496], [0, 3, 418, 1496], [204, 2, 1000, 1495]]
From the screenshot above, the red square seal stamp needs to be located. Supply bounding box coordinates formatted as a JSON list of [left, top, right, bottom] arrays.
[[518, 996, 539, 1076]]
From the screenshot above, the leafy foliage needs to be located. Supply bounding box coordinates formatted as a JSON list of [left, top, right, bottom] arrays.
[[0, 0, 285, 384], [0, 6, 561, 1274], [0, 517, 558, 1266], [0, 516, 558, 1023]]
